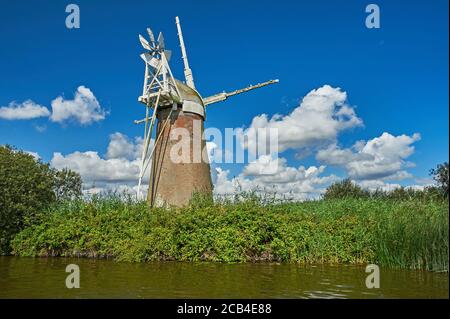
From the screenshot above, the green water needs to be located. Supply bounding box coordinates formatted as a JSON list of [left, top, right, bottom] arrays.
[[0, 257, 448, 298]]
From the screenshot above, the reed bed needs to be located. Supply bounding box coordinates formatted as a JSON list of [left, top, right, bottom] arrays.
[[11, 195, 448, 271]]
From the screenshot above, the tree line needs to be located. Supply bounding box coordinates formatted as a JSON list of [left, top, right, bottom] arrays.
[[324, 163, 448, 200]]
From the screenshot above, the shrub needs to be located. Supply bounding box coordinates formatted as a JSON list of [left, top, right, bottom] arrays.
[[11, 195, 449, 271], [430, 162, 449, 198], [53, 168, 83, 201], [324, 179, 447, 201], [323, 179, 370, 200], [0, 145, 82, 254]]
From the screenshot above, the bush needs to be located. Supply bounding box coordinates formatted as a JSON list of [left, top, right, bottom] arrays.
[[323, 179, 369, 200], [324, 178, 447, 202], [53, 168, 82, 201], [430, 162, 449, 198], [11, 195, 449, 271], [0, 145, 82, 254]]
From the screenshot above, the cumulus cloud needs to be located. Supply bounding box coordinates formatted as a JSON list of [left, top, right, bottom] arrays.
[[50, 132, 151, 196], [356, 180, 428, 192], [0, 100, 50, 120], [106, 132, 144, 161], [357, 180, 402, 192], [50, 86, 106, 125], [51, 151, 141, 183], [240, 85, 363, 154], [242, 155, 283, 177], [1, 86, 106, 125], [206, 142, 218, 163], [44, 84, 423, 200], [316, 132, 421, 181], [214, 155, 338, 201]]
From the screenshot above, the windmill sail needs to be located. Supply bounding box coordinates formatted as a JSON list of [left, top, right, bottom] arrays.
[[203, 79, 279, 106], [175, 16, 195, 89]]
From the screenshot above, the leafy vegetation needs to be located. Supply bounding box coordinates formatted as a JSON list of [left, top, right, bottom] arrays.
[[53, 168, 83, 202], [3, 146, 449, 272], [0, 145, 82, 254], [323, 178, 444, 201], [430, 162, 449, 198], [323, 179, 370, 200], [11, 193, 448, 271]]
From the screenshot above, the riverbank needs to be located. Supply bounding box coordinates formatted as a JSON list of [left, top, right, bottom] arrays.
[[11, 196, 449, 271]]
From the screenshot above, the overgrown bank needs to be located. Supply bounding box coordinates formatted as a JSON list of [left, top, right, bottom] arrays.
[[11, 196, 449, 271]]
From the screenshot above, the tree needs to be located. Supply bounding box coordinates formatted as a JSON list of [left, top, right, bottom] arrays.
[[430, 162, 449, 197], [323, 178, 370, 200], [53, 168, 82, 201], [0, 146, 55, 254], [0, 145, 83, 254]]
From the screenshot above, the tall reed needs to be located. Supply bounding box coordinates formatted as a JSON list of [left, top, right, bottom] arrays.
[[11, 195, 449, 271]]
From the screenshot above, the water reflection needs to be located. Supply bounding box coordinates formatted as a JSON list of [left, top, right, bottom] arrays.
[[0, 257, 447, 299]]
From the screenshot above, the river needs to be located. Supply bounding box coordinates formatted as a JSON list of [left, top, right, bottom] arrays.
[[0, 257, 447, 298]]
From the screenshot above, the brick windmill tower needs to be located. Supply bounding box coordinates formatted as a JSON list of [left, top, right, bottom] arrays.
[[136, 16, 278, 207]]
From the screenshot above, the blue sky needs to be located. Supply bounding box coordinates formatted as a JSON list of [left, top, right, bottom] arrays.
[[0, 0, 448, 197]]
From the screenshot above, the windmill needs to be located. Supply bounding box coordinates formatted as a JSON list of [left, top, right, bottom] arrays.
[[136, 16, 279, 207]]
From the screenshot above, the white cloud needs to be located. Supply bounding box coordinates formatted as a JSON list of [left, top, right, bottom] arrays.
[[1, 86, 105, 125], [50, 86, 106, 125], [414, 177, 434, 186], [357, 180, 402, 192], [0, 100, 50, 120], [242, 154, 284, 177], [82, 183, 146, 198], [48, 131, 337, 201], [42, 83, 424, 200], [106, 132, 144, 161], [34, 124, 47, 133], [240, 85, 363, 154], [51, 151, 141, 183], [206, 141, 218, 163], [25, 151, 41, 160], [214, 155, 338, 201], [316, 132, 421, 181], [50, 132, 150, 196], [357, 180, 429, 192]]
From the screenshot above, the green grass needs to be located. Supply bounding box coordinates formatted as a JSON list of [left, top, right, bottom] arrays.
[[11, 195, 449, 271]]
